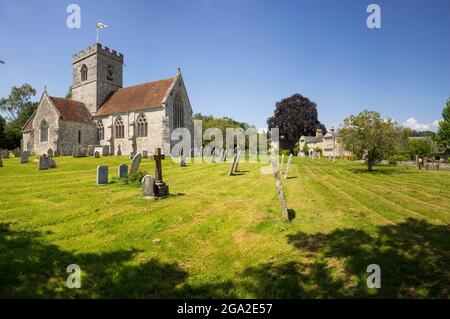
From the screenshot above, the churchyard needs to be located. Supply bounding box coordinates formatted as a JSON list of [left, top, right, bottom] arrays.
[[0, 155, 449, 298]]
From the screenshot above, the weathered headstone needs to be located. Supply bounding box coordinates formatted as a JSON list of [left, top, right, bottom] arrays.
[[142, 150, 148, 158], [102, 145, 110, 156], [271, 157, 289, 220], [117, 164, 128, 179], [47, 148, 54, 157], [153, 148, 169, 198], [88, 146, 95, 156], [96, 165, 108, 184], [180, 156, 186, 167], [129, 152, 142, 174], [14, 148, 21, 157], [39, 154, 50, 170], [49, 158, 57, 168], [94, 151, 100, 158], [284, 154, 292, 179], [280, 154, 285, 173], [233, 150, 242, 173], [142, 174, 156, 198], [228, 153, 238, 176], [2, 149, 9, 158], [20, 151, 29, 164]]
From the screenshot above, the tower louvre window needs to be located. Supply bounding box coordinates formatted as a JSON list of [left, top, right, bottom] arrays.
[[107, 64, 114, 81], [81, 64, 88, 81]]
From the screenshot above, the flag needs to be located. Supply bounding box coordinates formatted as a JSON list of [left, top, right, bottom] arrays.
[[96, 22, 108, 29]]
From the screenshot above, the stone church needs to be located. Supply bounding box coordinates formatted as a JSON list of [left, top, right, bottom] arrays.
[[22, 43, 193, 156]]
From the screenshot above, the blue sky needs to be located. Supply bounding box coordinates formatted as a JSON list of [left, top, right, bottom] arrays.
[[0, 0, 449, 131]]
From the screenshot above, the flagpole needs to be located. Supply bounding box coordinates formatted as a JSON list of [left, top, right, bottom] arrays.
[[96, 27, 99, 43]]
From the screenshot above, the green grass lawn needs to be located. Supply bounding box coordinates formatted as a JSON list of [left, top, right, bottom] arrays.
[[0, 155, 449, 298]]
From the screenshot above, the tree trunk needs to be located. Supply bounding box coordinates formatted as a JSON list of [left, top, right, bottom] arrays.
[[367, 150, 373, 171]]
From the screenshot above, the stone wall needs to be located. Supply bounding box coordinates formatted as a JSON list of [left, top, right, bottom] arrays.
[[32, 94, 59, 155], [57, 120, 98, 155]]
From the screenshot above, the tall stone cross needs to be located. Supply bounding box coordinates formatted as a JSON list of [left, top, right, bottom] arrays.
[[153, 148, 166, 183]]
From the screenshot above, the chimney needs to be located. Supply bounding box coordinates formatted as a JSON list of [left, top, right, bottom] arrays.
[[316, 128, 323, 137]]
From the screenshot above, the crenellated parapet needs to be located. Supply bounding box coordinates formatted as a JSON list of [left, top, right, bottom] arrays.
[[72, 43, 124, 64]]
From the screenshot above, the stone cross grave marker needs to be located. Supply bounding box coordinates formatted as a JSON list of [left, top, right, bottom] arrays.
[[97, 165, 108, 184], [271, 157, 289, 221], [129, 152, 142, 175], [117, 164, 128, 179], [142, 174, 155, 198], [153, 148, 169, 198], [20, 151, 29, 164], [284, 154, 292, 179], [228, 152, 238, 176], [39, 154, 50, 170], [280, 154, 285, 173]]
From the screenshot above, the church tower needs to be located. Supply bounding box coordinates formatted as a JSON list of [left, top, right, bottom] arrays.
[[71, 43, 124, 115]]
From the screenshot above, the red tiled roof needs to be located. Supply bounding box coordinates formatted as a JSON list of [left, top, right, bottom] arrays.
[[95, 77, 175, 116], [49, 96, 93, 124], [22, 112, 35, 132]]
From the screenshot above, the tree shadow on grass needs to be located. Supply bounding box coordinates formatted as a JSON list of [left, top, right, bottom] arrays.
[[0, 223, 188, 298]]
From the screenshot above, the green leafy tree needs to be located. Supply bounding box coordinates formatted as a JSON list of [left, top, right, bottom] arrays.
[[435, 99, 450, 150], [339, 110, 404, 171], [0, 84, 38, 149], [408, 138, 434, 159], [0, 115, 6, 148]]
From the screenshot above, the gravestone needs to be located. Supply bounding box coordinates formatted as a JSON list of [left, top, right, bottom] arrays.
[[49, 158, 57, 168], [180, 156, 186, 167], [102, 145, 110, 156], [88, 146, 95, 156], [284, 154, 292, 179], [142, 174, 156, 198], [280, 154, 285, 173], [228, 153, 238, 176], [129, 152, 142, 174], [271, 157, 289, 220], [20, 151, 29, 164], [0, 154, 3, 167], [2, 149, 9, 158], [39, 154, 50, 170], [96, 165, 108, 184], [233, 150, 242, 173], [153, 148, 169, 198], [47, 148, 54, 157], [142, 150, 148, 158], [117, 145, 122, 156], [130, 151, 135, 160], [117, 164, 128, 179], [94, 151, 100, 158], [14, 148, 21, 157]]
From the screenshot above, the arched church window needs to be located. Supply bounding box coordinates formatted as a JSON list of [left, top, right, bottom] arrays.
[[107, 64, 114, 81], [81, 64, 88, 82], [136, 114, 148, 137], [115, 117, 125, 139], [173, 95, 184, 129], [97, 120, 104, 141], [40, 120, 48, 142], [78, 130, 82, 144]]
